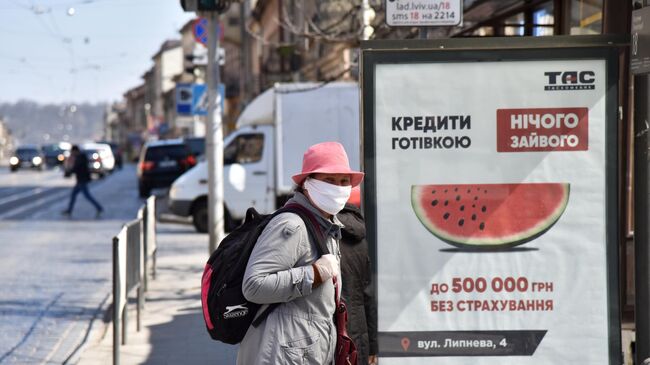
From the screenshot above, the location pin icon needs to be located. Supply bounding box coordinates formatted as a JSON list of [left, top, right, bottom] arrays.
[[401, 337, 410, 351]]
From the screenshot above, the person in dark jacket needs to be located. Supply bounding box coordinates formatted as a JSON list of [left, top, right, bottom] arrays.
[[338, 186, 378, 365], [61, 145, 103, 218]]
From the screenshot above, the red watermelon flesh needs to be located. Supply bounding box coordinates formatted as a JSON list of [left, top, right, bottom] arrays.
[[411, 183, 570, 249]]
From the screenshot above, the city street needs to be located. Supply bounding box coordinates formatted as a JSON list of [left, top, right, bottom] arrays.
[[0, 0, 644, 363], [0, 165, 143, 364]]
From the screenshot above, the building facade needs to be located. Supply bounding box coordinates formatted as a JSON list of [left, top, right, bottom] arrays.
[[0, 117, 13, 164]]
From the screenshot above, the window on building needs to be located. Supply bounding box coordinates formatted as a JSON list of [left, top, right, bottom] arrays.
[[503, 13, 525, 36], [472, 26, 494, 37], [533, 2, 554, 36], [570, 0, 603, 35], [459, 0, 558, 37]]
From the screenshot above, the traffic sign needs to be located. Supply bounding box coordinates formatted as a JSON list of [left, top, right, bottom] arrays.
[[193, 17, 208, 45], [192, 83, 224, 115], [176, 83, 193, 115], [176, 83, 224, 116], [193, 17, 224, 46]]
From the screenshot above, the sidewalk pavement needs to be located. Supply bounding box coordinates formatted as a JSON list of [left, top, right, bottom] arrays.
[[74, 222, 239, 365]]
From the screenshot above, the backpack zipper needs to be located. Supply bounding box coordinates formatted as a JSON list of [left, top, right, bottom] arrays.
[[216, 283, 226, 296]]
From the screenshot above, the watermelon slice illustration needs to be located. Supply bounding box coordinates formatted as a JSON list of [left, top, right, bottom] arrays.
[[411, 183, 570, 249]]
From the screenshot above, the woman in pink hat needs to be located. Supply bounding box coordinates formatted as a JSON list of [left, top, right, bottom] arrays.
[[238, 142, 363, 365]]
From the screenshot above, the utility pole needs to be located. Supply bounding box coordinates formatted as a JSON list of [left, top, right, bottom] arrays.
[[206, 11, 225, 254], [180, 0, 229, 255], [239, 0, 251, 104]]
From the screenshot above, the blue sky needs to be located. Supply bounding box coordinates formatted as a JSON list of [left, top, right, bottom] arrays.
[[0, 0, 194, 104]]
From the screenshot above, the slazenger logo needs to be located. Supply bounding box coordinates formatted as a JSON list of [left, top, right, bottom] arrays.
[[544, 71, 595, 91], [223, 304, 249, 319]]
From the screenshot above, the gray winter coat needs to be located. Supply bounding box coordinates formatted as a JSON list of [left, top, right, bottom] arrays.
[[236, 193, 342, 365]]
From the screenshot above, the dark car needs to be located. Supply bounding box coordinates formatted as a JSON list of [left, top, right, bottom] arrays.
[[137, 139, 196, 197], [9, 146, 44, 172], [183, 137, 205, 158], [96, 140, 123, 169], [41, 142, 71, 168]]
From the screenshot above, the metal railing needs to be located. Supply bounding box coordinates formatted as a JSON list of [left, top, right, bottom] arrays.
[[142, 196, 157, 291], [112, 196, 157, 365]]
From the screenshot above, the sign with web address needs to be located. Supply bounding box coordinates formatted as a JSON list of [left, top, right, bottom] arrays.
[[385, 0, 463, 27]]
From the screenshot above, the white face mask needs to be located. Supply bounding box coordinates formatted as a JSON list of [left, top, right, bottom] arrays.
[[303, 178, 351, 215]]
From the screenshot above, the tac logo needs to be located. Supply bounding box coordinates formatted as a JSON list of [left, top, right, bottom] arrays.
[[544, 71, 596, 91]]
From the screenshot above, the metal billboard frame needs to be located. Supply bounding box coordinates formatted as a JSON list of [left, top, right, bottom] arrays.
[[360, 35, 623, 363]]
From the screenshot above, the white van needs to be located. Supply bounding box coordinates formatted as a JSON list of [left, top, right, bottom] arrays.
[[168, 82, 360, 232]]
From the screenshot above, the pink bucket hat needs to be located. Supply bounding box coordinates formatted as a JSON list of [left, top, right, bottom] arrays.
[[292, 142, 364, 187]]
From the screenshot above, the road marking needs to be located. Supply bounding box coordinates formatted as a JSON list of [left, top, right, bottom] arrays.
[[0, 186, 25, 199], [0, 187, 47, 206], [0, 189, 70, 220], [0, 174, 115, 220]]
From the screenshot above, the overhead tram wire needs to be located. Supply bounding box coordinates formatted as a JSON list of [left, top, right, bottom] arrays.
[[21, 0, 78, 100]]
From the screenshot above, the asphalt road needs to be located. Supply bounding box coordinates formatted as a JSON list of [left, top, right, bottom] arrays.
[[0, 165, 145, 364]]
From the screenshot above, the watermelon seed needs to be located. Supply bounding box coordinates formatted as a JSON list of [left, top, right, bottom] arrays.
[[431, 200, 438, 207], [454, 187, 458, 192], [456, 195, 461, 201], [432, 189, 436, 194], [459, 205, 465, 211], [471, 214, 477, 221], [444, 200, 449, 206], [443, 213, 450, 220], [474, 196, 478, 201], [472, 204, 476, 208], [444, 189, 448, 193], [458, 219, 464, 226], [481, 206, 487, 212], [484, 189, 488, 194], [466, 189, 471, 193], [479, 222, 485, 230]]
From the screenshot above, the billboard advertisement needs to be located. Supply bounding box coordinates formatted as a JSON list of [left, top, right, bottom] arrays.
[[362, 41, 620, 364]]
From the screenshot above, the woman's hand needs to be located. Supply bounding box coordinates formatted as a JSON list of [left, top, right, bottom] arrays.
[[313, 254, 339, 281]]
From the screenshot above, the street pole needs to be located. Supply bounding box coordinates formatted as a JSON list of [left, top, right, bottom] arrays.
[[634, 73, 650, 364], [239, 0, 251, 104], [206, 12, 225, 254]]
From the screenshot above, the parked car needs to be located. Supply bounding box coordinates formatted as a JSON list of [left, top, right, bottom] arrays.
[[168, 82, 360, 233], [81, 142, 116, 177], [137, 139, 197, 197], [9, 145, 44, 172], [96, 140, 123, 169], [183, 137, 205, 158], [41, 142, 71, 168]]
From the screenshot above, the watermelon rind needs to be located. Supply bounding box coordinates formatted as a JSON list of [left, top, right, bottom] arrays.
[[410, 183, 570, 250]]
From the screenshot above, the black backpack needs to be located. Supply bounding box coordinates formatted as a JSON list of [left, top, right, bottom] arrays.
[[200, 203, 326, 344]]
